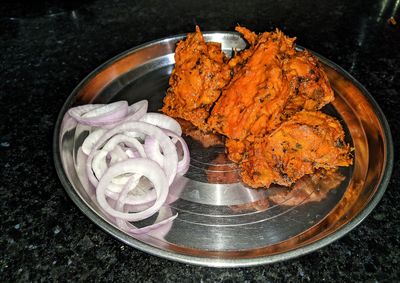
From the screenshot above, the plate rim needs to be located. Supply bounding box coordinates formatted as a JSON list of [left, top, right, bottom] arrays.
[[53, 31, 394, 267]]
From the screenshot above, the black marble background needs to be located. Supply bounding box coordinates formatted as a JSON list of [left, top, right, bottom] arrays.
[[1, 0, 399, 281]]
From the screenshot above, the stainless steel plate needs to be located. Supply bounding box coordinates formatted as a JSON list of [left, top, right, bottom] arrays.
[[53, 32, 393, 267]]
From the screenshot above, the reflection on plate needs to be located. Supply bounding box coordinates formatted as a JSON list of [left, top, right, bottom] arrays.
[[54, 32, 393, 267]]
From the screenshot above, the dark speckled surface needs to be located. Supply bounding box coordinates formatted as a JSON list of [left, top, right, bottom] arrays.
[[1, 0, 399, 281]]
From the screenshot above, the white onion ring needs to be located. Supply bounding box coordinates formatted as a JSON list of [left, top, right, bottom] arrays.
[[82, 129, 107, 155], [144, 136, 164, 167], [115, 176, 147, 232], [140, 113, 182, 136], [96, 159, 168, 221], [87, 121, 178, 186], [112, 177, 157, 205], [103, 134, 146, 157], [68, 104, 104, 120], [143, 130, 189, 175], [67, 100, 189, 235], [116, 202, 177, 235], [69, 101, 129, 126], [87, 132, 149, 187], [75, 147, 90, 191], [163, 129, 190, 175], [108, 145, 129, 165], [125, 148, 141, 158], [92, 149, 108, 180], [60, 113, 78, 136], [103, 100, 148, 129], [106, 185, 157, 205]]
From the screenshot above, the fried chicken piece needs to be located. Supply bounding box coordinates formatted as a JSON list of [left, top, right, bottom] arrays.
[[162, 26, 231, 131], [282, 50, 334, 119], [208, 29, 295, 161], [241, 111, 352, 188]]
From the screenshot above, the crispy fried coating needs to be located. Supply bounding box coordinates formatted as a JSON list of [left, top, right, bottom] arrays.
[[227, 26, 259, 73], [282, 50, 334, 119], [161, 26, 231, 131], [208, 29, 294, 141], [209, 27, 335, 164], [162, 26, 352, 189], [236, 26, 258, 45], [240, 111, 352, 188]]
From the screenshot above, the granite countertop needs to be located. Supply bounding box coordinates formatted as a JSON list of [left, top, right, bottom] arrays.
[[1, 0, 399, 281]]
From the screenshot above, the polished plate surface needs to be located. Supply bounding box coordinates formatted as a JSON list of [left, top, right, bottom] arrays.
[[53, 32, 393, 267]]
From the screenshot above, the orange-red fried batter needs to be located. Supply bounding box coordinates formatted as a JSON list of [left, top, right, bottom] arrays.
[[240, 111, 352, 188], [162, 26, 352, 189], [282, 50, 334, 119], [208, 28, 294, 142], [162, 26, 231, 131]]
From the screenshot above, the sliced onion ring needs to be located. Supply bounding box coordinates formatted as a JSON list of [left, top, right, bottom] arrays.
[[87, 121, 178, 186], [87, 132, 149, 186], [82, 129, 107, 155], [140, 112, 182, 136], [68, 104, 104, 119], [103, 100, 149, 129], [96, 159, 168, 221], [108, 145, 129, 165], [66, 100, 190, 236], [69, 101, 128, 126], [144, 136, 163, 167], [164, 129, 190, 175]]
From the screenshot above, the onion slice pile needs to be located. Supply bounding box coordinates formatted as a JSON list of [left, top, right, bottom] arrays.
[[65, 100, 190, 234]]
